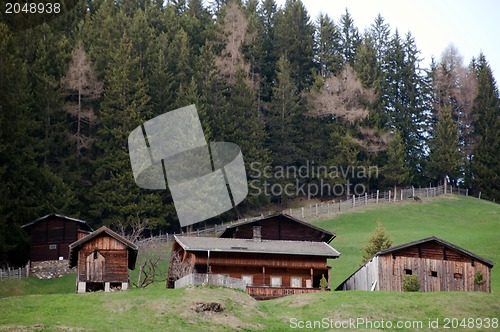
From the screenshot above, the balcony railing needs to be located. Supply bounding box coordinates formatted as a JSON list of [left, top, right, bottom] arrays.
[[246, 285, 328, 300]]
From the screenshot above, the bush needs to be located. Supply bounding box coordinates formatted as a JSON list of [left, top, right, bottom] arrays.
[[402, 275, 420, 292], [474, 270, 485, 286], [319, 274, 328, 291]]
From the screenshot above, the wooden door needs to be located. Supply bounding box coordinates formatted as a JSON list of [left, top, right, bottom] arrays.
[[86, 250, 105, 282]]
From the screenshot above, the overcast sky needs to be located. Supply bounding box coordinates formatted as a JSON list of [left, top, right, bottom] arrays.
[[276, 0, 500, 83]]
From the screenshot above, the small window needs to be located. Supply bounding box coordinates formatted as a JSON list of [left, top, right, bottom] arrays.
[[454, 273, 463, 279], [404, 269, 412, 275], [291, 276, 302, 288], [271, 276, 282, 287], [49, 244, 57, 250], [241, 275, 253, 286], [429, 271, 438, 277]]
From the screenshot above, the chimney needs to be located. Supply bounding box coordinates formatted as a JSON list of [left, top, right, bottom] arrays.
[[252, 226, 262, 242]]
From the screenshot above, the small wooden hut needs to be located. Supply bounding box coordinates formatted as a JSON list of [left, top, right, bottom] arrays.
[[336, 236, 494, 292], [22, 213, 93, 262], [68, 226, 138, 293]]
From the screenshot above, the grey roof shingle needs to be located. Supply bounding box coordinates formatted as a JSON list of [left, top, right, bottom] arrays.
[[175, 235, 340, 257]]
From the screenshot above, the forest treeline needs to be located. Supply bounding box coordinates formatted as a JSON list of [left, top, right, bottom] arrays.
[[0, 0, 499, 265]]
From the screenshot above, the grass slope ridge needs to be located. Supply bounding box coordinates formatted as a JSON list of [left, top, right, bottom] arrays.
[[0, 196, 499, 331]]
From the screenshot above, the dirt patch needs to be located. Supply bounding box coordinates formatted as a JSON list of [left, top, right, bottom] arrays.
[[192, 302, 224, 313]]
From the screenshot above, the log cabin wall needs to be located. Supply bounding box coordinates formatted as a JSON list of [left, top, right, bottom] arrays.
[[221, 215, 328, 242], [76, 235, 128, 283], [29, 218, 80, 261], [378, 255, 491, 292]]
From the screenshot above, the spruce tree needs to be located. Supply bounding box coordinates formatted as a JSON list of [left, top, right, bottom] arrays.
[[470, 54, 500, 201], [274, 0, 315, 90], [362, 221, 392, 264], [427, 106, 462, 184], [90, 33, 166, 230], [381, 130, 412, 191], [338, 9, 360, 66]]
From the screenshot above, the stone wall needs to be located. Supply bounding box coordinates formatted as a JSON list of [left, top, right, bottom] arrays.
[[29, 260, 74, 279]]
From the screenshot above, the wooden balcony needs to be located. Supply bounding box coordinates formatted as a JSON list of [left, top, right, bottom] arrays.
[[246, 285, 329, 300]]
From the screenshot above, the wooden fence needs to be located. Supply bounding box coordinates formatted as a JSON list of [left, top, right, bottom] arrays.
[[174, 273, 246, 291], [138, 184, 475, 243], [0, 266, 27, 280]]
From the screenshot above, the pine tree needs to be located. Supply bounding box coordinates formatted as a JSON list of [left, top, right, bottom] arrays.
[[267, 55, 301, 165], [314, 13, 342, 77], [338, 8, 360, 66], [381, 130, 412, 190], [470, 54, 500, 201], [427, 106, 462, 184], [90, 33, 166, 229], [362, 221, 392, 263], [274, 0, 315, 90]]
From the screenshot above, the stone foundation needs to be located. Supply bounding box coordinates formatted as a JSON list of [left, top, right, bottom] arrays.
[[29, 260, 74, 279]]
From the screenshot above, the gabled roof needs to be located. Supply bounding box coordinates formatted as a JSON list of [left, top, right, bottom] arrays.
[[219, 213, 336, 243], [22, 213, 93, 232], [377, 236, 494, 268], [68, 226, 138, 269], [335, 236, 494, 291], [174, 235, 341, 258]]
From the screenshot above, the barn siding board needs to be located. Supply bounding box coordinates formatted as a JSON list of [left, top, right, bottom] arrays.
[[338, 237, 493, 292], [23, 215, 92, 262], [69, 226, 138, 291]]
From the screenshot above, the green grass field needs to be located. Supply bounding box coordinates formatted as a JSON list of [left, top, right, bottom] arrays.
[[1, 196, 499, 331]]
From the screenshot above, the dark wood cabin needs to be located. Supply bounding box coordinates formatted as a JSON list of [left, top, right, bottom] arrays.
[[219, 213, 335, 243], [337, 237, 494, 292], [68, 226, 138, 293], [21, 214, 93, 262], [168, 235, 340, 300]]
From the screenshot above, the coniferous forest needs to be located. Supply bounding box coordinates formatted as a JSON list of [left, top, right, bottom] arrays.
[[1, 0, 499, 265]]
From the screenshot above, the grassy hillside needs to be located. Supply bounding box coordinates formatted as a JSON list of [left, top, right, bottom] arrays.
[[1, 196, 499, 331]]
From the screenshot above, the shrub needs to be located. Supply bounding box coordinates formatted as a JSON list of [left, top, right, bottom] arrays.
[[319, 274, 328, 291], [402, 275, 420, 292], [361, 221, 392, 264], [474, 270, 485, 286]]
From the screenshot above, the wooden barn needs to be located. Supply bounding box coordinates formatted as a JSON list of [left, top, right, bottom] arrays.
[[22, 213, 93, 262], [167, 233, 340, 300], [68, 226, 138, 293], [219, 213, 335, 243], [336, 237, 494, 292]]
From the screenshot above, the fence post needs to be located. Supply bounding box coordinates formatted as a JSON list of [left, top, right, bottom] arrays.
[[290, 208, 292, 216], [412, 186, 415, 197], [479, 192, 481, 199], [301, 207, 304, 219], [389, 190, 391, 201], [376, 190, 379, 204], [352, 195, 355, 208], [466, 189, 468, 196], [327, 203, 330, 214], [364, 192, 367, 205], [315, 204, 318, 216], [400, 190, 403, 201]]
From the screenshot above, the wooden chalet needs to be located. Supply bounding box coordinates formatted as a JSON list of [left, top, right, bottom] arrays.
[[336, 236, 494, 292], [22, 213, 93, 262], [168, 234, 340, 300], [219, 213, 335, 243], [68, 226, 138, 293]]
